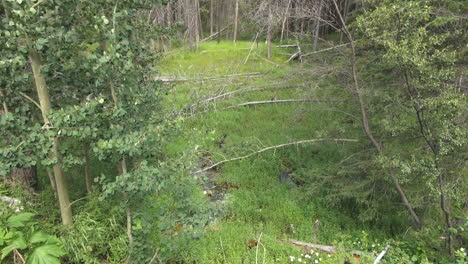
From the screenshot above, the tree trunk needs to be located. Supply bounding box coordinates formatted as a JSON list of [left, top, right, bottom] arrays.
[[233, 0, 239, 43], [47, 168, 57, 198], [0, 89, 8, 114], [267, 7, 273, 59], [83, 145, 92, 194], [216, 0, 221, 44], [210, 0, 214, 35], [313, 0, 323, 52], [10, 167, 37, 191], [195, 0, 201, 49], [280, 0, 292, 43], [339, 0, 350, 44], [29, 49, 72, 226]]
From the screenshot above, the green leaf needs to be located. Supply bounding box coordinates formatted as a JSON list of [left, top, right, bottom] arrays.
[[30, 232, 60, 245], [27, 244, 65, 264], [1, 235, 27, 260], [7, 213, 34, 228]]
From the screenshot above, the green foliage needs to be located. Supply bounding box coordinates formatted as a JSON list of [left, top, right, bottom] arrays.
[[61, 198, 128, 264], [0, 209, 65, 264]]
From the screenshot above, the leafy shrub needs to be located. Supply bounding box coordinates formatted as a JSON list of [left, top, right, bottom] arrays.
[[0, 208, 65, 264]]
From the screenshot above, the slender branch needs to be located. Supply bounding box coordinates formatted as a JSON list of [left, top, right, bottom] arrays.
[[300, 42, 354, 58], [192, 84, 309, 107], [223, 99, 346, 110], [195, 138, 358, 173], [148, 248, 160, 264], [255, 232, 263, 264], [201, 23, 233, 42], [67, 196, 89, 208], [19, 92, 41, 110]]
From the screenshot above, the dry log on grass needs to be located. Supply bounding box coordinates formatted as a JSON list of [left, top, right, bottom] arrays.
[[373, 245, 391, 264], [195, 138, 358, 173], [299, 42, 353, 58], [201, 24, 233, 42], [276, 44, 299, 48], [192, 83, 310, 107], [281, 239, 370, 257], [287, 52, 302, 62], [223, 98, 346, 110]]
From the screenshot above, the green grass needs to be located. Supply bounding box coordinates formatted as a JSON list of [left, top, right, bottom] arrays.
[[161, 40, 383, 263]]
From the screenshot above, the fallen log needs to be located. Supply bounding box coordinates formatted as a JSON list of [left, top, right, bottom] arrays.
[[299, 42, 353, 58], [373, 245, 391, 264], [287, 52, 302, 62], [281, 239, 370, 257], [201, 24, 233, 42], [193, 83, 309, 107], [223, 98, 346, 110], [195, 138, 358, 173], [276, 44, 299, 48]]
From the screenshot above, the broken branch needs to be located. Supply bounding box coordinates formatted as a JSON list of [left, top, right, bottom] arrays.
[[373, 245, 391, 264], [281, 239, 370, 256], [196, 138, 358, 173], [223, 99, 346, 109]]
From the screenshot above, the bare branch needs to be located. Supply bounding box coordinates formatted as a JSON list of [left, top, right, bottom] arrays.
[[223, 99, 346, 110], [195, 138, 358, 173], [19, 92, 41, 110]]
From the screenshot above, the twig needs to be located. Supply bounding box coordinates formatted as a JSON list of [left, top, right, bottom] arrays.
[[19, 92, 41, 110], [195, 138, 358, 173], [148, 248, 160, 264], [255, 233, 263, 264], [373, 245, 391, 264], [219, 237, 227, 263], [13, 249, 25, 264], [244, 32, 259, 64], [67, 196, 89, 208]]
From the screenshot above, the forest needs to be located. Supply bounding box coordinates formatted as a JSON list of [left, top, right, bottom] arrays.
[[0, 0, 467, 263]]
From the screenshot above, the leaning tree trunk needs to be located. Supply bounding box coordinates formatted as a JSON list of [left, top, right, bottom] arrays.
[[29, 49, 72, 226]]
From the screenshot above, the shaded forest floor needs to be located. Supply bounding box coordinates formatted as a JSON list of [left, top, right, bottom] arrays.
[[159, 41, 394, 263]]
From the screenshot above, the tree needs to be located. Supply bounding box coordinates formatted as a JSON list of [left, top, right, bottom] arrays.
[[356, 0, 467, 254], [1, 0, 167, 230]]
